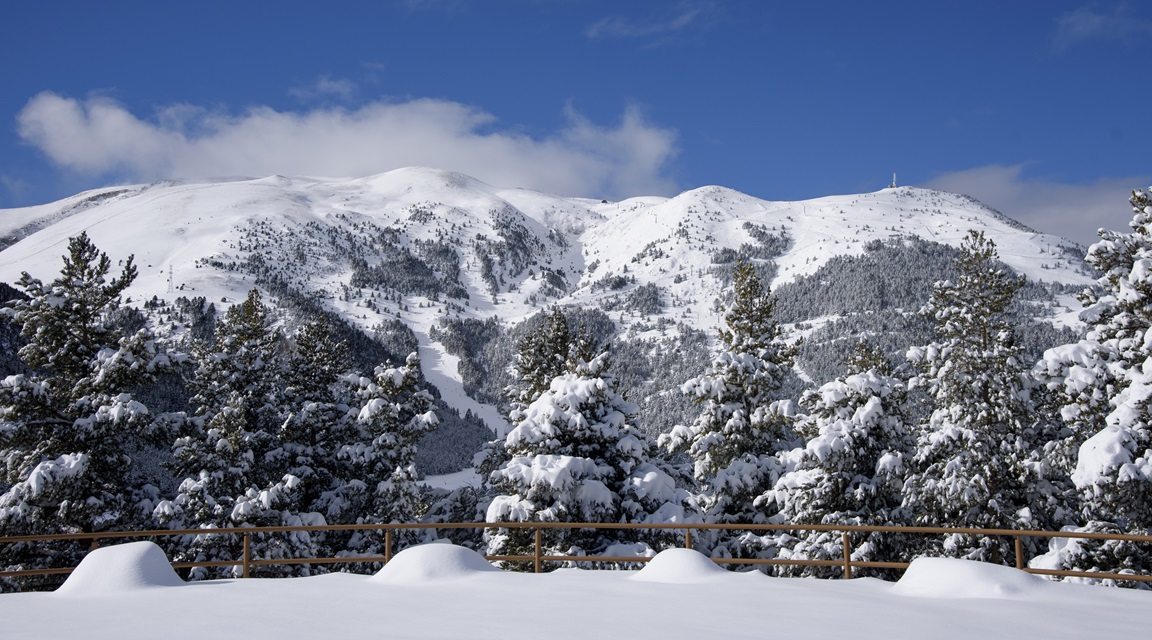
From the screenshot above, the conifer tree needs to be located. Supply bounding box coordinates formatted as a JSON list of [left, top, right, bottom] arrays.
[[477, 308, 588, 480], [0, 233, 174, 566], [1032, 188, 1152, 580], [761, 340, 912, 577], [274, 319, 357, 520], [487, 350, 686, 566], [901, 230, 1046, 563], [340, 353, 438, 556], [188, 289, 284, 447], [510, 309, 573, 412], [160, 289, 323, 577], [659, 260, 797, 559]]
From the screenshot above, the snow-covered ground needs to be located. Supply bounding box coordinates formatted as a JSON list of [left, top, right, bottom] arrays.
[[2, 541, 1145, 639]]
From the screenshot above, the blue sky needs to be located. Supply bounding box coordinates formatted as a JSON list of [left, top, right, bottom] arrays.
[[1, 0, 1149, 245]]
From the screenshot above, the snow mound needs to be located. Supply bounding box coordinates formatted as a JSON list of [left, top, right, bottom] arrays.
[[370, 543, 499, 583], [56, 541, 183, 595], [631, 548, 728, 583], [890, 557, 1048, 599]]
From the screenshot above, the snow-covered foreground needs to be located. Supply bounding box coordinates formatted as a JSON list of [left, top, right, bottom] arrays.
[[1, 542, 1147, 639]]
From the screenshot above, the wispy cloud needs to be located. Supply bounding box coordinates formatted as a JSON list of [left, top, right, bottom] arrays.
[[289, 75, 358, 103], [924, 164, 1149, 247], [15, 92, 678, 199], [1053, 2, 1152, 49], [585, 3, 710, 42], [0, 174, 30, 199]]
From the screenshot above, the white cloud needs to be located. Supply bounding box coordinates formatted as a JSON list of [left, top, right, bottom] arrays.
[[924, 164, 1149, 246], [16, 92, 678, 199], [1053, 3, 1152, 49], [585, 3, 709, 40]]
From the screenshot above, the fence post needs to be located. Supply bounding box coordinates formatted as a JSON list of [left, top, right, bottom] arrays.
[[242, 533, 251, 579], [534, 528, 542, 574], [89, 539, 100, 552], [1014, 536, 1024, 571], [842, 532, 853, 580], [685, 529, 693, 550], [385, 529, 393, 564]]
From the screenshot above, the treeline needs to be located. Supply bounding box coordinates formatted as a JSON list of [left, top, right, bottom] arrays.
[[4, 188, 1152, 591], [473, 191, 1152, 587], [0, 234, 473, 589]]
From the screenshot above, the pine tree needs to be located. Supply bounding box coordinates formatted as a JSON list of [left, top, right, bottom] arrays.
[[160, 289, 324, 577], [761, 340, 912, 577], [510, 309, 573, 411], [274, 319, 357, 522], [901, 230, 1045, 563], [1031, 187, 1152, 582], [659, 260, 798, 560], [0, 233, 175, 574], [187, 289, 284, 446], [339, 353, 438, 557], [486, 350, 686, 567]]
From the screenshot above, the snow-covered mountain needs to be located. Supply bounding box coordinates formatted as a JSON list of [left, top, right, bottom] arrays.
[[0, 167, 1095, 456], [0, 166, 1091, 326]]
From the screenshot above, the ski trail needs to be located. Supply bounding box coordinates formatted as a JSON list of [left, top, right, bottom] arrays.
[[412, 324, 509, 437]]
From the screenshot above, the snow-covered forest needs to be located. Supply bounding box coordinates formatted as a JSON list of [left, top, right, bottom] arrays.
[[1, 180, 1151, 592]]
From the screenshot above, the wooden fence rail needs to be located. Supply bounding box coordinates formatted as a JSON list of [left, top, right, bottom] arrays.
[[2, 522, 1151, 584]]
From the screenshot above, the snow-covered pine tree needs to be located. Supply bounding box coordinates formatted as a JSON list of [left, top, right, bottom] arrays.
[[160, 289, 321, 577], [659, 260, 798, 561], [475, 308, 580, 480], [487, 349, 687, 568], [901, 230, 1047, 563], [187, 289, 284, 445], [510, 309, 573, 412], [0, 232, 176, 577], [759, 340, 912, 577], [274, 320, 358, 524], [339, 353, 438, 557], [1031, 187, 1152, 583]]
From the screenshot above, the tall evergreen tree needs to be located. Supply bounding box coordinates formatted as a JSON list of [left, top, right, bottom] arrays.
[[487, 349, 686, 567], [901, 230, 1047, 563], [274, 319, 357, 521], [761, 340, 912, 577], [659, 260, 798, 560], [0, 233, 176, 572], [159, 289, 323, 577], [477, 308, 592, 479], [340, 353, 438, 556], [1031, 188, 1152, 581]]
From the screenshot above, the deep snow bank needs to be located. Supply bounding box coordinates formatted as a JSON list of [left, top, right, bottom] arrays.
[[631, 548, 728, 583], [56, 541, 183, 595], [370, 543, 499, 583], [890, 556, 1049, 599]]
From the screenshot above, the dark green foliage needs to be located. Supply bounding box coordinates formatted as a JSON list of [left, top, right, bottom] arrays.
[[902, 231, 1046, 563], [0, 233, 174, 574]]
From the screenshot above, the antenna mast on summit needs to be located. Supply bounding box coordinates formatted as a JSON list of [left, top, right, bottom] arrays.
[[167, 266, 175, 294], [890, 172, 897, 189]]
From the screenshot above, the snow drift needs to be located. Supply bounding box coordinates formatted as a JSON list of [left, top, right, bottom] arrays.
[[890, 556, 1049, 599], [55, 541, 183, 595], [631, 548, 729, 583], [369, 543, 499, 583]]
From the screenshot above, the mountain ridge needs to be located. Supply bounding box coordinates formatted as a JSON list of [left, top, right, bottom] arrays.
[[0, 168, 1094, 455]]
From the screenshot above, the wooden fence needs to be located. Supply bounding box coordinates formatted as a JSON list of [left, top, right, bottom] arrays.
[[2, 521, 1151, 583]]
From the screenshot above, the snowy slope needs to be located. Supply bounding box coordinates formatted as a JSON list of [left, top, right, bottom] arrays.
[[0, 168, 1095, 437], [0, 168, 1092, 322]]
